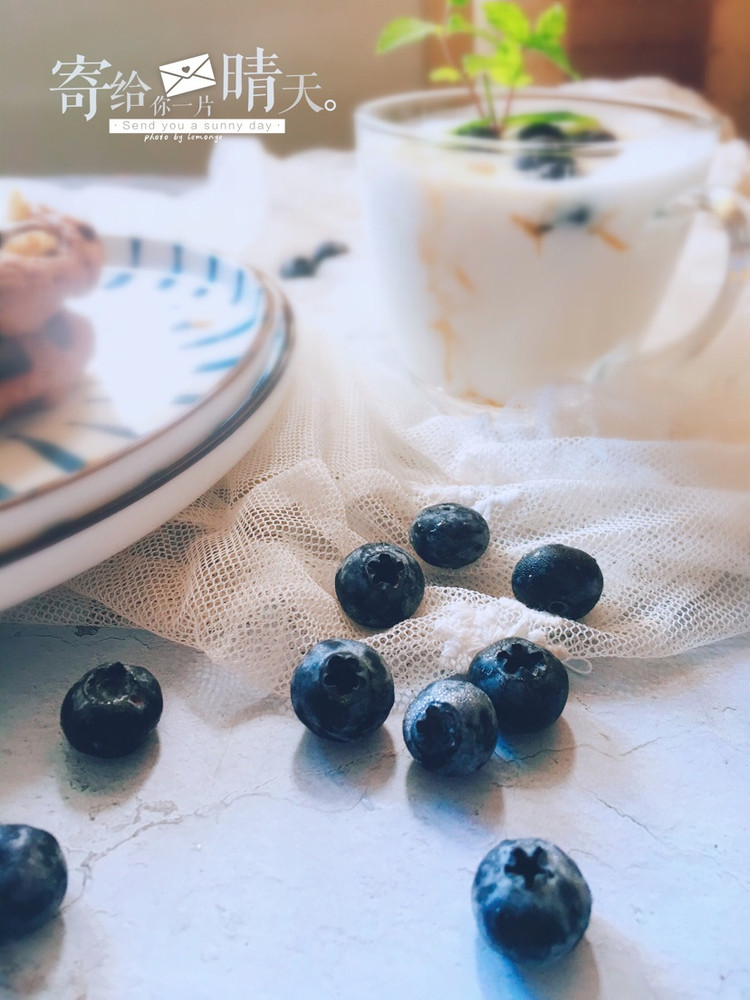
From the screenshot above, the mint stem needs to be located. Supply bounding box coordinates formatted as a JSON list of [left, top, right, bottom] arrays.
[[441, 1, 485, 122], [482, 74, 498, 129], [498, 85, 516, 137]]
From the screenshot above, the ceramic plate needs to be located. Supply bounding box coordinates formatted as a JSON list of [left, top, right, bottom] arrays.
[[0, 236, 294, 610]]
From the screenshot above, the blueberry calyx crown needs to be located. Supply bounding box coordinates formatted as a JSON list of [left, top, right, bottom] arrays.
[[365, 550, 406, 588], [505, 844, 552, 890], [495, 641, 546, 676], [321, 653, 366, 696]]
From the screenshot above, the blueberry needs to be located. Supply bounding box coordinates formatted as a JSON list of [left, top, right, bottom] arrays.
[[557, 204, 591, 228], [511, 543, 603, 620], [468, 638, 569, 733], [0, 825, 67, 941], [472, 838, 592, 965], [516, 123, 567, 142], [312, 240, 349, 264], [409, 503, 490, 569], [516, 152, 576, 181], [279, 255, 317, 279], [335, 542, 425, 629], [515, 122, 576, 180], [290, 638, 394, 741], [60, 661, 163, 758], [402, 678, 499, 775]]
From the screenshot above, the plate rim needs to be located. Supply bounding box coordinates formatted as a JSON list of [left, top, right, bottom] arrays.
[[0, 234, 284, 518], [0, 304, 294, 588]]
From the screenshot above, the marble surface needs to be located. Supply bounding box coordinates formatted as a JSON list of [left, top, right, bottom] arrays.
[[0, 624, 748, 999]]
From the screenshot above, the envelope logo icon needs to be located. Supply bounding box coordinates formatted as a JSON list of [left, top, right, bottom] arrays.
[[159, 54, 216, 97]]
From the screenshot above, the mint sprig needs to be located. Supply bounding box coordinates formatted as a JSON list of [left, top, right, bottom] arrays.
[[376, 1, 580, 136]]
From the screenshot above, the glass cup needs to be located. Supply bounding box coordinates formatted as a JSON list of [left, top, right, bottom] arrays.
[[355, 88, 750, 406]]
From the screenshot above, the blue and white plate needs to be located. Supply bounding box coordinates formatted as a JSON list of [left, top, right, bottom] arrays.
[[0, 236, 294, 611]]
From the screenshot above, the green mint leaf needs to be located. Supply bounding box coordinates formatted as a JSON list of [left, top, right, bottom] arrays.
[[446, 12, 476, 34], [447, 0, 470, 7], [462, 52, 499, 79], [481, 2, 530, 42], [533, 3, 567, 44], [525, 37, 579, 79], [375, 17, 441, 55], [526, 4, 578, 78], [504, 110, 601, 131], [429, 65, 463, 83], [453, 118, 494, 135], [465, 40, 528, 87]]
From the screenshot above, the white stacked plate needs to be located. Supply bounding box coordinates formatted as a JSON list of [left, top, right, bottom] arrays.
[[0, 236, 294, 611]]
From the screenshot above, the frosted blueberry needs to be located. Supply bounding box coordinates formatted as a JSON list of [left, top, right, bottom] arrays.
[[60, 661, 163, 758], [0, 825, 68, 941], [511, 543, 603, 620], [402, 678, 499, 776], [335, 542, 425, 629], [468, 637, 569, 733], [409, 503, 490, 569], [472, 838, 592, 965], [290, 639, 394, 742]]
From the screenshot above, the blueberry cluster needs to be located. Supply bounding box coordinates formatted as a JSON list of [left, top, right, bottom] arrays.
[[287, 505, 601, 963], [6, 509, 602, 962]]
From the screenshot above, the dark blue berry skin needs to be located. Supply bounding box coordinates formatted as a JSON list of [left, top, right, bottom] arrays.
[[409, 503, 490, 569], [402, 678, 499, 776], [290, 639, 394, 742], [511, 543, 603, 620], [517, 123, 567, 142], [516, 152, 576, 180], [0, 825, 68, 941], [468, 638, 569, 734], [515, 123, 576, 181], [472, 838, 592, 965], [60, 661, 163, 758], [335, 543, 425, 629], [279, 255, 317, 279]]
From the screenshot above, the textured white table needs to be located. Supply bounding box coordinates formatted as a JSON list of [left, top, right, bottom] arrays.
[[1, 624, 748, 1000]]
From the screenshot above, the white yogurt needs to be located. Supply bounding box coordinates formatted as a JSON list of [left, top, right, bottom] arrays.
[[356, 93, 718, 403]]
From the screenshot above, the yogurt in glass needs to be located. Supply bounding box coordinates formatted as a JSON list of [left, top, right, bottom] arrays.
[[356, 89, 720, 405]]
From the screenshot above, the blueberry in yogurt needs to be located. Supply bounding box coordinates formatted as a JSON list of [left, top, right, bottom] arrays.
[[335, 542, 425, 629], [60, 661, 163, 758], [291, 638, 394, 741], [517, 123, 568, 142], [468, 637, 569, 733], [409, 503, 490, 569], [515, 122, 576, 180], [472, 837, 592, 965], [511, 543, 603, 620], [0, 824, 68, 941], [403, 678, 499, 776]]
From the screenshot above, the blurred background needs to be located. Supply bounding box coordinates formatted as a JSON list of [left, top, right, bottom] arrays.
[[0, 0, 748, 175]]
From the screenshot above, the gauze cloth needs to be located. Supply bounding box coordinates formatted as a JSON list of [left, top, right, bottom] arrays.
[[3, 77, 750, 699]]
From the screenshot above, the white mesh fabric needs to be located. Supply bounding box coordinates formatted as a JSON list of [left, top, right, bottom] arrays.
[[3, 78, 750, 700]]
